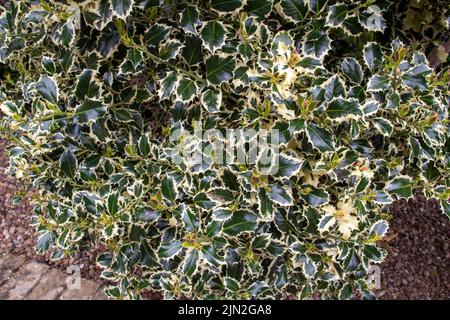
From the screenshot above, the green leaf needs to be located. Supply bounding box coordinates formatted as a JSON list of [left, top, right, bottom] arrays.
[[73, 99, 107, 124], [339, 284, 353, 300], [306, 123, 335, 152], [224, 277, 240, 292], [402, 64, 431, 91], [75, 69, 101, 100], [222, 170, 239, 191], [360, 7, 386, 32], [301, 187, 329, 207], [60, 149, 77, 179], [325, 4, 347, 26], [238, 43, 254, 59], [0, 101, 18, 116], [107, 192, 119, 215], [182, 36, 203, 66], [176, 79, 197, 102], [59, 50, 74, 74], [159, 40, 182, 61], [114, 108, 143, 129], [158, 71, 178, 100], [303, 29, 330, 60], [386, 177, 412, 198], [223, 211, 258, 236], [201, 88, 222, 113], [182, 207, 200, 232], [247, 0, 274, 20], [370, 220, 389, 237], [364, 42, 382, 70], [138, 134, 151, 157], [275, 154, 302, 178], [205, 55, 235, 85], [325, 98, 362, 120], [210, 188, 234, 203], [201, 244, 224, 267], [318, 214, 335, 231], [363, 100, 379, 115], [183, 249, 199, 276], [136, 207, 159, 222], [161, 176, 177, 203], [145, 23, 170, 47], [267, 184, 293, 206], [206, 220, 224, 238], [258, 188, 273, 220], [180, 5, 200, 34], [355, 176, 370, 193], [440, 200, 450, 219], [140, 241, 159, 268], [126, 48, 143, 69], [98, 27, 120, 57], [341, 58, 363, 84], [278, 0, 308, 22], [58, 21, 75, 48], [111, 0, 133, 18], [211, 0, 243, 13], [200, 20, 226, 53], [158, 241, 183, 259], [194, 193, 216, 210], [363, 245, 384, 262], [372, 118, 393, 136], [251, 234, 270, 250], [374, 190, 393, 204], [35, 75, 58, 105], [302, 256, 317, 277], [308, 0, 327, 13], [367, 75, 390, 91], [41, 56, 56, 74], [324, 75, 345, 101], [36, 232, 54, 253]]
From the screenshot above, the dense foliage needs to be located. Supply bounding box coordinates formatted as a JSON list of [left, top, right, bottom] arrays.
[[0, 0, 448, 299]]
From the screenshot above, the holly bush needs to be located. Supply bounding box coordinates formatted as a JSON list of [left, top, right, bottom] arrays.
[[0, 0, 449, 299]]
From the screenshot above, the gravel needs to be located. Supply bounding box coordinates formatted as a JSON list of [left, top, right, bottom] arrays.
[[377, 193, 450, 299], [1, 137, 449, 299]]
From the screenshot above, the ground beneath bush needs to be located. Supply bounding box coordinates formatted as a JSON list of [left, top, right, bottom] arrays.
[[0, 137, 449, 299], [377, 194, 450, 299]]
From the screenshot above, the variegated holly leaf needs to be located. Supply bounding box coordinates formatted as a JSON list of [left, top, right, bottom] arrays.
[[341, 58, 363, 84], [268, 184, 293, 206], [200, 21, 226, 53], [75, 69, 101, 100], [158, 71, 178, 100], [35, 75, 58, 105], [223, 211, 258, 236], [247, 0, 274, 20], [176, 79, 197, 102], [364, 42, 383, 70], [111, 0, 134, 18], [205, 55, 235, 85], [326, 4, 347, 27], [180, 6, 201, 34], [277, 0, 308, 22], [211, 0, 243, 13], [201, 88, 222, 113], [386, 177, 412, 198], [306, 123, 335, 152], [325, 98, 362, 120], [303, 29, 331, 60], [402, 64, 432, 91], [73, 99, 107, 124]]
